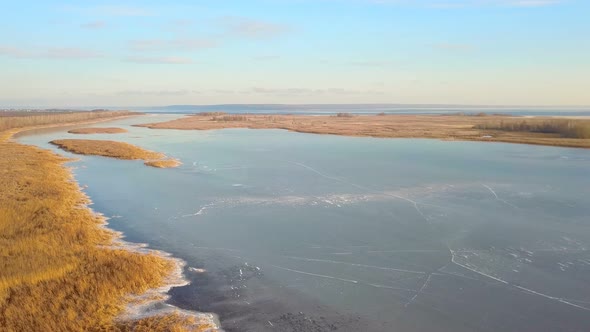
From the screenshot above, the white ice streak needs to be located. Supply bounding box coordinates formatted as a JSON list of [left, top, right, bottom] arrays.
[[513, 286, 590, 311], [367, 249, 442, 254], [283, 256, 426, 275], [191, 245, 242, 253], [448, 246, 509, 285], [289, 161, 343, 183], [181, 203, 215, 218], [381, 191, 430, 222], [447, 246, 590, 312], [271, 264, 437, 300], [366, 283, 425, 295], [216, 166, 250, 171], [271, 265, 359, 284], [482, 184, 518, 209], [405, 274, 433, 307], [289, 161, 430, 222]]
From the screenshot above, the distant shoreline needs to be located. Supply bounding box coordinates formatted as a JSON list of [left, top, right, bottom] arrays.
[[4, 105, 590, 117], [135, 113, 590, 149]]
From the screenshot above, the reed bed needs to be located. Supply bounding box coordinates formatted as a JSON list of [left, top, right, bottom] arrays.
[[50, 139, 180, 168], [136, 114, 590, 149], [68, 127, 128, 134], [0, 113, 210, 331], [145, 159, 182, 168], [212, 114, 249, 121], [0, 110, 135, 132], [50, 139, 165, 160]]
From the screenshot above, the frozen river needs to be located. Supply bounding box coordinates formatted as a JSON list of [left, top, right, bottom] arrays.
[[18, 114, 590, 331]]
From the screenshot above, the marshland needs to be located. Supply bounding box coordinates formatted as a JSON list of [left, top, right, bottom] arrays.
[[68, 127, 129, 134], [5, 0, 590, 330], [0, 112, 215, 331], [13, 112, 590, 332], [50, 139, 180, 168], [0, 110, 136, 132], [136, 113, 590, 149]]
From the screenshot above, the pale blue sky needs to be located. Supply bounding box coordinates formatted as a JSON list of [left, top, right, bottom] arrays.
[[1, 0, 589, 107]]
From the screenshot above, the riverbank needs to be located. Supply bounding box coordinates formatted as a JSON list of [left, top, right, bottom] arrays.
[[0, 113, 215, 331], [135, 114, 590, 149]]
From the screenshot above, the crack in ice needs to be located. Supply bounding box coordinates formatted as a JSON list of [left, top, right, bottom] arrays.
[[283, 255, 427, 275], [271, 264, 359, 284], [405, 274, 433, 307], [447, 245, 590, 312], [482, 184, 517, 209], [289, 160, 430, 222]]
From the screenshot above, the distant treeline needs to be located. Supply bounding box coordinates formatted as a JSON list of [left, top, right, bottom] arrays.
[[335, 112, 354, 117], [476, 119, 590, 139], [0, 110, 136, 132]]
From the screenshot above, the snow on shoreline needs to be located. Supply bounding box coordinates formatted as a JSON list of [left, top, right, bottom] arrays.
[[77, 177, 223, 331]]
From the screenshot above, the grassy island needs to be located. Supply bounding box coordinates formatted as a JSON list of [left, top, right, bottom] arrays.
[[0, 112, 212, 331], [68, 127, 128, 134], [135, 113, 590, 149], [50, 139, 165, 160], [145, 159, 183, 168], [50, 139, 180, 168]]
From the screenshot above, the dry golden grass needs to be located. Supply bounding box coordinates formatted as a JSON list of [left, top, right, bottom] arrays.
[[50, 139, 181, 168], [145, 159, 182, 168], [0, 115, 211, 331], [117, 312, 217, 332], [135, 114, 590, 148], [0, 110, 135, 132], [211, 114, 248, 121], [68, 127, 128, 134], [50, 139, 165, 160]]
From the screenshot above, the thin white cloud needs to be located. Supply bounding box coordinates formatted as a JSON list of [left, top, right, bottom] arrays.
[[0, 46, 103, 59], [124, 56, 193, 64], [357, 0, 563, 7], [506, 0, 561, 7], [220, 17, 291, 40], [0, 46, 30, 58], [348, 60, 390, 67], [247, 87, 385, 95], [61, 5, 154, 17], [81, 21, 106, 29], [98, 5, 153, 16], [129, 17, 290, 54], [116, 89, 196, 96], [432, 43, 473, 51], [44, 48, 104, 59], [169, 19, 194, 27], [129, 39, 217, 52], [252, 55, 282, 61]]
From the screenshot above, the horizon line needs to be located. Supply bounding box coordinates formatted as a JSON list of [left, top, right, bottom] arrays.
[[2, 103, 590, 110]]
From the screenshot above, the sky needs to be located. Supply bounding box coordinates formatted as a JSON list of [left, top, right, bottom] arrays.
[[0, 0, 589, 107]]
